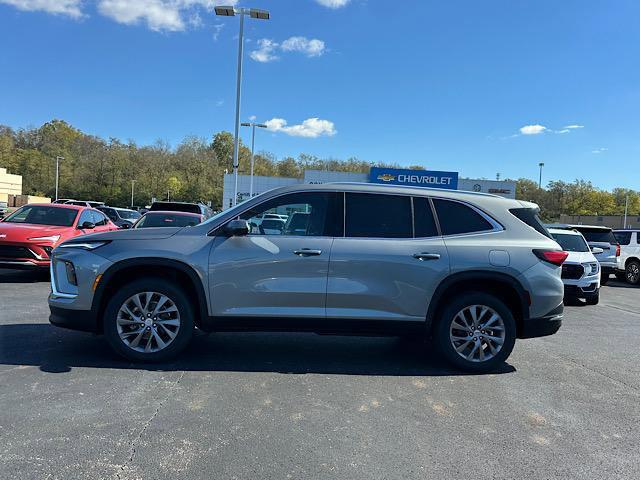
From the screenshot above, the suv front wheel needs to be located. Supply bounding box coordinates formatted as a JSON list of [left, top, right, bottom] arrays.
[[434, 293, 517, 373], [103, 278, 194, 362]]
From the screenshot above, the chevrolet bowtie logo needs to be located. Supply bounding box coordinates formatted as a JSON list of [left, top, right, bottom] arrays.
[[377, 174, 396, 182]]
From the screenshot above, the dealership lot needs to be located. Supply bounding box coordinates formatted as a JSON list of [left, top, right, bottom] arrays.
[[1, 270, 639, 480]]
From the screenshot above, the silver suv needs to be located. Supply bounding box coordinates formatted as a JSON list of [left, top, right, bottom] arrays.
[[49, 183, 565, 372]]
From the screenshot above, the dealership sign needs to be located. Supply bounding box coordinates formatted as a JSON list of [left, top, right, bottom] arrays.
[[369, 167, 459, 190]]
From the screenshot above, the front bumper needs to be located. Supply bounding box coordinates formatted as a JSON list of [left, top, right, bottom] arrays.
[[49, 305, 99, 333], [564, 284, 599, 299], [519, 303, 563, 339]]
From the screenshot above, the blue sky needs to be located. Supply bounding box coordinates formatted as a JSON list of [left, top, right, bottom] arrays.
[[0, 0, 639, 190]]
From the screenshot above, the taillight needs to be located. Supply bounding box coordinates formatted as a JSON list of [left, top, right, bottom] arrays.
[[616, 244, 621, 257], [533, 249, 569, 266]]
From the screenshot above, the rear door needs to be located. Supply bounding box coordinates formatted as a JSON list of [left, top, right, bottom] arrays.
[[326, 193, 449, 322]]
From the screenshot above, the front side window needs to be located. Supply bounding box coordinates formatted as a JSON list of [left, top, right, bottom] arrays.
[[240, 192, 340, 237], [91, 210, 108, 226], [77, 210, 93, 226], [433, 199, 494, 236], [345, 193, 412, 238]]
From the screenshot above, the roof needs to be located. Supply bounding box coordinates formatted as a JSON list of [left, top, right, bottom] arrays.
[[548, 223, 613, 231], [24, 203, 85, 210]]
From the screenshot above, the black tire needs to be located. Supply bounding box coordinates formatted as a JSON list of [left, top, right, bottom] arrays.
[[433, 293, 517, 373], [103, 278, 194, 362], [626, 260, 640, 285], [600, 273, 610, 285], [585, 293, 600, 306]]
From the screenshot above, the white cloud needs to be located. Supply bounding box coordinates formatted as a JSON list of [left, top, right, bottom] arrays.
[[212, 22, 224, 41], [556, 129, 570, 134], [97, 0, 238, 32], [265, 117, 337, 138], [0, 0, 83, 18], [281, 36, 326, 57], [591, 148, 607, 154], [314, 0, 351, 8], [250, 38, 280, 63], [563, 124, 584, 130], [248, 115, 257, 121], [519, 124, 547, 135]]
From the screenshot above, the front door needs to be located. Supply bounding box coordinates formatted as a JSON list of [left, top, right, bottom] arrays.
[[209, 191, 342, 319]]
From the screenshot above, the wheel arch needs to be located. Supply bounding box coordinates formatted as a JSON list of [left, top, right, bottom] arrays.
[[425, 271, 529, 337], [625, 256, 640, 267], [92, 258, 209, 332]]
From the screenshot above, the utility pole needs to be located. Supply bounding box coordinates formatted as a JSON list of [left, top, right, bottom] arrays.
[[131, 180, 136, 208], [624, 194, 629, 229], [54, 156, 64, 200], [241, 121, 267, 197], [538, 162, 545, 189]]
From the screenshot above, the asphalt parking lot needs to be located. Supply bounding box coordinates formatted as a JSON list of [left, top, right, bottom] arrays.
[[1, 269, 639, 480]]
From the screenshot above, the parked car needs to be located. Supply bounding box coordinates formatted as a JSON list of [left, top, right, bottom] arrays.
[[65, 200, 106, 208], [549, 228, 601, 304], [97, 206, 141, 229], [613, 229, 640, 285], [0, 204, 118, 269], [133, 211, 203, 228], [550, 224, 619, 285], [0, 200, 7, 218], [52, 199, 76, 204], [49, 183, 566, 372], [149, 201, 213, 219]]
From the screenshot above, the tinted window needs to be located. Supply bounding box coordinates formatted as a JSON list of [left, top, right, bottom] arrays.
[[101, 208, 118, 221], [91, 210, 108, 226], [345, 193, 412, 238], [240, 192, 340, 237], [149, 202, 200, 214], [413, 197, 439, 237], [574, 228, 617, 244], [77, 210, 93, 226], [117, 209, 141, 220], [614, 231, 632, 245], [135, 213, 201, 228], [434, 199, 493, 235], [510, 208, 552, 239], [4, 205, 78, 227], [551, 232, 589, 252]]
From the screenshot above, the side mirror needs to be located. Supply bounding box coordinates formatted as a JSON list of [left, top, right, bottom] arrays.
[[120, 223, 131, 229], [79, 221, 95, 230], [225, 219, 250, 236], [591, 247, 604, 254]]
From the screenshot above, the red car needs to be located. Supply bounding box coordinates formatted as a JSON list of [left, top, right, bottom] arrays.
[[0, 203, 118, 269]]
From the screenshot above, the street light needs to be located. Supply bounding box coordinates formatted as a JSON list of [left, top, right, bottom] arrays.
[[215, 5, 270, 206], [538, 162, 545, 189], [54, 156, 64, 201], [131, 180, 136, 208], [241, 121, 267, 197]]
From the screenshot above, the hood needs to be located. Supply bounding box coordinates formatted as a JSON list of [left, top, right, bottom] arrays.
[[0, 222, 72, 242], [564, 251, 598, 264], [64, 226, 183, 243]]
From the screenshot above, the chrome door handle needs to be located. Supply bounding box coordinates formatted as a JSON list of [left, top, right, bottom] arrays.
[[294, 249, 322, 256], [413, 252, 440, 261]]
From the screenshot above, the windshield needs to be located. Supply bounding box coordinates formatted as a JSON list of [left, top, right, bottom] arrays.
[[551, 232, 590, 252], [3, 205, 78, 227], [117, 209, 141, 220], [135, 213, 201, 228]]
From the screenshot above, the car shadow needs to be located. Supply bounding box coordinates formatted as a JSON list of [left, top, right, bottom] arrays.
[[0, 323, 516, 377], [0, 268, 49, 283], [605, 279, 638, 289]]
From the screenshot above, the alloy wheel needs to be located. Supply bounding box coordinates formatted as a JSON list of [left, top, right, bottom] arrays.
[[627, 263, 640, 284], [449, 305, 506, 363], [116, 292, 181, 353]]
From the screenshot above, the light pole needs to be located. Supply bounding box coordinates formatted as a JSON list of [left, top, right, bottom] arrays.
[[215, 5, 270, 206], [131, 180, 136, 208], [624, 194, 629, 229], [54, 156, 64, 200], [538, 162, 545, 189], [241, 121, 267, 197]]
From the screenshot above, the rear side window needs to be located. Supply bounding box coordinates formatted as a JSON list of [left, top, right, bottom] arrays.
[[413, 197, 439, 237], [345, 193, 412, 238], [576, 228, 617, 244], [433, 199, 493, 235], [510, 208, 552, 239], [614, 231, 632, 245]]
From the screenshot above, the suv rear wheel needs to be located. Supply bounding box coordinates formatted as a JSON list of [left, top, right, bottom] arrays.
[[626, 260, 640, 285], [434, 293, 516, 373], [103, 278, 194, 362]]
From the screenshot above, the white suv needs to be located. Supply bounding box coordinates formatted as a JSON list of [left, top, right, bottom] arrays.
[[614, 230, 640, 285]]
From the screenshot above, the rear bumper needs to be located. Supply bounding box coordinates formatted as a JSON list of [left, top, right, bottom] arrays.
[[49, 306, 99, 333], [519, 303, 563, 339]]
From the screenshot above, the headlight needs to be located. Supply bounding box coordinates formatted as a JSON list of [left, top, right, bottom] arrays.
[[58, 241, 110, 250], [584, 262, 599, 275], [27, 235, 60, 243]]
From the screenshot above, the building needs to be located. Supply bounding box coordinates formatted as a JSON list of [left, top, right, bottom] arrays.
[[222, 167, 516, 210], [559, 214, 640, 230], [0, 167, 23, 204]]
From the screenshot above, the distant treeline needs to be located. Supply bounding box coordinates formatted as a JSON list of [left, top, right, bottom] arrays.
[[0, 120, 638, 220]]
